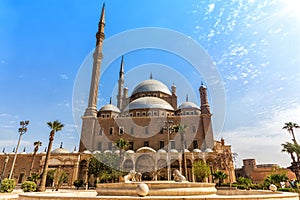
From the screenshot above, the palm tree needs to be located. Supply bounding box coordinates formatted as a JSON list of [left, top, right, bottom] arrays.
[[174, 124, 187, 177], [283, 122, 300, 144], [212, 171, 228, 187], [114, 138, 129, 171], [29, 141, 42, 175], [38, 120, 64, 192], [281, 142, 297, 163]]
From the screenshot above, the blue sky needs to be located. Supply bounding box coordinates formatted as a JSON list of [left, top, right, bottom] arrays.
[[1, 0, 300, 168]]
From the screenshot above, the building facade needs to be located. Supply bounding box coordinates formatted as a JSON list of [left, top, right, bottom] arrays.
[[79, 5, 236, 182], [235, 159, 296, 184]]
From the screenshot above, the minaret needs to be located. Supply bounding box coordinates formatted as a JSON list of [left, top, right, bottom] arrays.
[[84, 3, 105, 117], [117, 56, 124, 110], [80, 4, 105, 152], [199, 83, 210, 114]]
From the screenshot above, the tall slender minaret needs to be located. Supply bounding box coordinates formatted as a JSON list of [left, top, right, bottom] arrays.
[[199, 82, 214, 150], [117, 55, 124, 110], [84, 3, 105, 117], [199, 83, 211, 114], [80, 4, 105, 152]]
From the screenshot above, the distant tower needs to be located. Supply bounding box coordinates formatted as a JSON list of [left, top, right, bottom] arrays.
[[199, 83, 211, 114], [79, 4, 105, 152], [199, 83, 214, 150], [117, 56, 124, 110]]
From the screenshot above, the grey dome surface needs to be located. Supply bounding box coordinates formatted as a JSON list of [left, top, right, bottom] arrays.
[[132, 79, 171, 95], [99, 104, 121, 113], [178, 102, 200, 110], [51, 147, 70, 154], [125, 97, 174, 111]]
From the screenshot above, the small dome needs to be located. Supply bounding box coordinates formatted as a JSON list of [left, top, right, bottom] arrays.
[[178, 102, 200, 110], [136, 146, 156, 153], [193, 149, 202, 153], [99, 104, 120, 113], [132, 79, 172, 95], [158, 149, 167, 154], [114, 150, 120, 154], [205, 148, 213, 153], [104, 150, 112, 154], [20, 151, 27, 155], [126, 150, 135, 154], [170, 149, 178, 153], [92, 150, 101, 154], [184, 149, 190, 153], [83, 150, 92, 154], [51, 147, 70, 154], [125, 97, 174, 111]]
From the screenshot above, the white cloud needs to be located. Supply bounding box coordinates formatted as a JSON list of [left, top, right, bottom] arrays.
[[222, 105, 300, 168], [58, 74, 68, 80]]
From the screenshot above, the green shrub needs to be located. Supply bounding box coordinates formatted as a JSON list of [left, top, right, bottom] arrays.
[[278, 188, 297, 193], [73, 179, 84, 190], [21, 181, 37, 192], [0, 178, 16, 193]]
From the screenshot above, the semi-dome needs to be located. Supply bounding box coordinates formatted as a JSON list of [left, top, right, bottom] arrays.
[[124, 97, 174, 111], [99, 104, 120, 113], [132, 79, 171, 95], [178, 102, 200, 110], [51, 147, 70, 154]]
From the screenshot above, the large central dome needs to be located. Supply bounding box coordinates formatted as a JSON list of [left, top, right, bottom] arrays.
[[132, 79, 171, 96], [124, 97, 174, 111]]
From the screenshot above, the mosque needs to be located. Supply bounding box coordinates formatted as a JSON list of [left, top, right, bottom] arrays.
[[0, 4, 235, 187]]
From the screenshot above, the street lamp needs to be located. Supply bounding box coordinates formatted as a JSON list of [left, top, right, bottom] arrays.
[[8, 120, 29, 179], [163, 120, 173, 181], [1, 155, 9, 181]]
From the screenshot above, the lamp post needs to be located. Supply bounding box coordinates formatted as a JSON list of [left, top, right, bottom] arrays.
[[1, 155, 9, 181], [8, 120, 29, 179], [164, 120, 173, 181]]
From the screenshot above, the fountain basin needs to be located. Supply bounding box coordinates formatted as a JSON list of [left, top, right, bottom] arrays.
[[97, 181, 217, 196]]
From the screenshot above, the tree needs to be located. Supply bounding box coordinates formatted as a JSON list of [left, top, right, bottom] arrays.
[[283, 122, 300, 144], [212, 171, 228, 187], [53, 168, 68, 191], [88, 152, 120, 183], [114, 138, 129, 171], [37, 120, 64, 192], [192, 160, 211, 182], [29, 141, 42, 176], [263, 174, 288, 188], [174, 124, 188, 177], [281, 142, 297, 163], [236, 177, 252, 190]]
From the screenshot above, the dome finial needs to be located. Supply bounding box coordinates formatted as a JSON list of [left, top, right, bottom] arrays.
[[23, 147, 26, 152], [109, 97, 112, 104], [186, 94, 189, 102], [60, 142, 63, 148], [150, 72, 153, 79], [74, 146, 77, 152]]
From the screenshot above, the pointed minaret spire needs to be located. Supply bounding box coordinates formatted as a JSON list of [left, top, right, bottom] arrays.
[[96, 3, 105, 47], [150, 72, 153, 79], [117, 56, 124, 110], [186, 94, 189, 102]]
